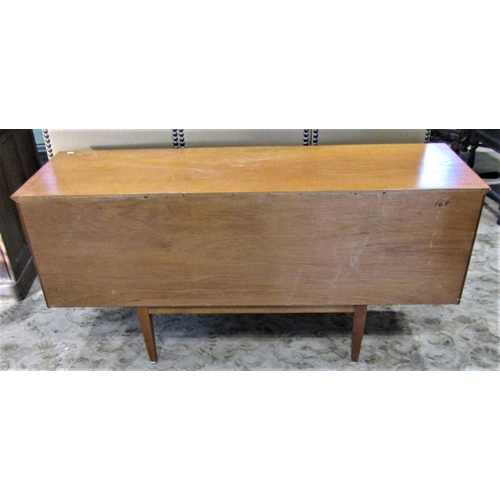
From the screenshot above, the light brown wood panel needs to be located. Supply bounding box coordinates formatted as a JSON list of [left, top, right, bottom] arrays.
[[149, 305, 355, 314], [12, 143, 489, 199], [17, 189, 484, 308]]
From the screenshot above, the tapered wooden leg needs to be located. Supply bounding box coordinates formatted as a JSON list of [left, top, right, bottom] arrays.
[[351, 305, 368, 362], [137, 307, 157, 363]]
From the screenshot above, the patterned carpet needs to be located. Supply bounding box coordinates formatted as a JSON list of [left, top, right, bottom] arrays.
[[1, 157, 499, 371]]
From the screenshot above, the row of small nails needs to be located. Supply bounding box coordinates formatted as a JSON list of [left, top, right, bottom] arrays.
[[42, 129, 54, 157], [303, 129, 319, 145], [172, 129, 185, 148]]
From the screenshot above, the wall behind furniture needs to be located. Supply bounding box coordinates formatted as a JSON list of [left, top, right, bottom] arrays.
[[41, 129, 429, 157]]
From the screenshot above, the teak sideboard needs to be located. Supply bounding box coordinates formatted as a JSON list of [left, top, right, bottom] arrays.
[[12, 143, 490, 363]]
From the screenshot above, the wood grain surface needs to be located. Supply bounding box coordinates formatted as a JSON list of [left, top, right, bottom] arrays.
[[12, 143, 490, 198], [351, 305, 368, 362], [136, 307, 157, 362], [148, 305, 355, 314], [17, 189, 485, 308]]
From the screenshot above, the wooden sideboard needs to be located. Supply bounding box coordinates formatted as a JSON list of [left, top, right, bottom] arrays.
[[12, 143, 489, 362]]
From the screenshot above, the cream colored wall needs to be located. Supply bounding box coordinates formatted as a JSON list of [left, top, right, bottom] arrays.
[[45, 129, 428, 156], [180, 129, 306, 147], [46, 129, 173, 156], [316, 129, 426, 144]]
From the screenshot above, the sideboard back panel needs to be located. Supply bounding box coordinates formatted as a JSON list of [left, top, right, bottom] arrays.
[[17, 189, 483, 307]]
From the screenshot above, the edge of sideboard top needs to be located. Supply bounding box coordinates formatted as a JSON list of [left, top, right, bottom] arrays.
[[12, 143, 490, 199]]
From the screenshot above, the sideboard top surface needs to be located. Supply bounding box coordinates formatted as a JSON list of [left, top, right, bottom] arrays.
[[12, 143, 489, 199]]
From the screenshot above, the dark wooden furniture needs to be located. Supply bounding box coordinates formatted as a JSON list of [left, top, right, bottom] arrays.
[[467, 130, 500, 225], [0, 130, 40, 301], [467, 130, 500, 171], [12, 144, 489, 362]]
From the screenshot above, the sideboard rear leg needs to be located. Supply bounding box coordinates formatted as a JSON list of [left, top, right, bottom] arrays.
[[137, 307, 158, 363], [351, 305, 368, 362]]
